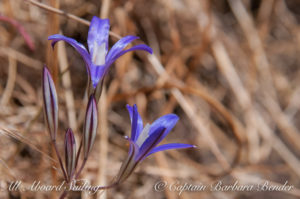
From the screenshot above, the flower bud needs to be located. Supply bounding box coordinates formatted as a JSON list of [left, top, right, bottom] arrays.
[[65, 128, 76, 180], [83, 95, 98, 159], [42, 66, 58, 140]]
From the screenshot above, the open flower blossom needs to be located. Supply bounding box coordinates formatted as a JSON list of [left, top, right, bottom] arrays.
[[116, 104, 195, 183], [48, 16, 152, 90]]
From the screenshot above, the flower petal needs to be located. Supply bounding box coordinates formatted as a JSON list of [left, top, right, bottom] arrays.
[[146, 143, 195, 158], [148, 114, 179, 142], [102, 42, 152, 85], [48, 34, 91, 72], [135, 127, 166, 161], [126, 104, 143, 141], [88, 17, 110, 65], [107, 44, 152, 66], [106, 35, 138, 62]]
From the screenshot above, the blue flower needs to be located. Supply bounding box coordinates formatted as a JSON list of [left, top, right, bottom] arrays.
[[48, 16, 152, 89], [116, 104, 195, 183]]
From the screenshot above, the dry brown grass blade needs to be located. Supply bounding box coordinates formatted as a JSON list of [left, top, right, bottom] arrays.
[[209, 25, 300, 177], [25, 0, 121, 39], [96, 88, 109, 199], [96, 3, 111, 198], [148, 53, 231, 172], [3, 1, 299, 198], [233, 170, 300, 197], [0, 128, 56, 163], [24, 106, 42, 134], [1, 55, 17, 106], [228, 0, 276, 98], [228, 0, 300, 163], [257, 0, 275, 39], [57, 35, 78, 133], [263, 96, 300, 152], [100, 0, 111, 19], [45, 1, 60, 198], [153, 93, 182, 199], [0, 47, 42, 70], [211, 38, 263, 163], [25, 0, 90, 26], [254, 112, 300, 177], [15, 74, 37, 103], [154, 153, 177, 199], [145, 48, 242, 177], [171, 85, 244, 178], [0, 158, 17, 179]]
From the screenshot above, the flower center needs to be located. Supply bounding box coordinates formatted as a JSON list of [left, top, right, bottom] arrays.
[[92, 41, 106, 66]]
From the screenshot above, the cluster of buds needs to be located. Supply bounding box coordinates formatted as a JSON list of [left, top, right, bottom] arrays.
[[43, 16, 195, 197], [42, 67, 98, 182]]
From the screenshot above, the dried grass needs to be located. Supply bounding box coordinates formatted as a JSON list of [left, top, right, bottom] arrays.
[[0, 0, 299, 198]]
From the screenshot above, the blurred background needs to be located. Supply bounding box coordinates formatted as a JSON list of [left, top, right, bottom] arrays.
[[0, 0, 300, 198]]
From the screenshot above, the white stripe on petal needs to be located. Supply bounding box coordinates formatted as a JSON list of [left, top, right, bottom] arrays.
[[92, 41, 107, 66], [136, 123, 150, 147]]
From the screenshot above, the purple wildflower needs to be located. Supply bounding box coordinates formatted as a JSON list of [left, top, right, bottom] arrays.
[[116, 104, 195, 183], [48, 16, 152, 91]]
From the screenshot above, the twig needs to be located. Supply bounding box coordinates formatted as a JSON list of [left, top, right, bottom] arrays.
[[0, 128, 57, 163], [147, 53, 231, 171], [52, 140, 68, 181], [1, 55, 17, 106], [25, 0, 121, 39], [154, 153, 177, 199], [0, 15, 35, 50], [100, 0, 111, 19], [228, 0, 276, 98], [211, 38, 261, 163], [0, 158, 16, 179], [0, 47, 42, 70], [58, 34, 78, 133], [25, 0, 90, 26], [96, 88, 109, 199], [45, 0, 59, 84], [233, 170, 300, 197]]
